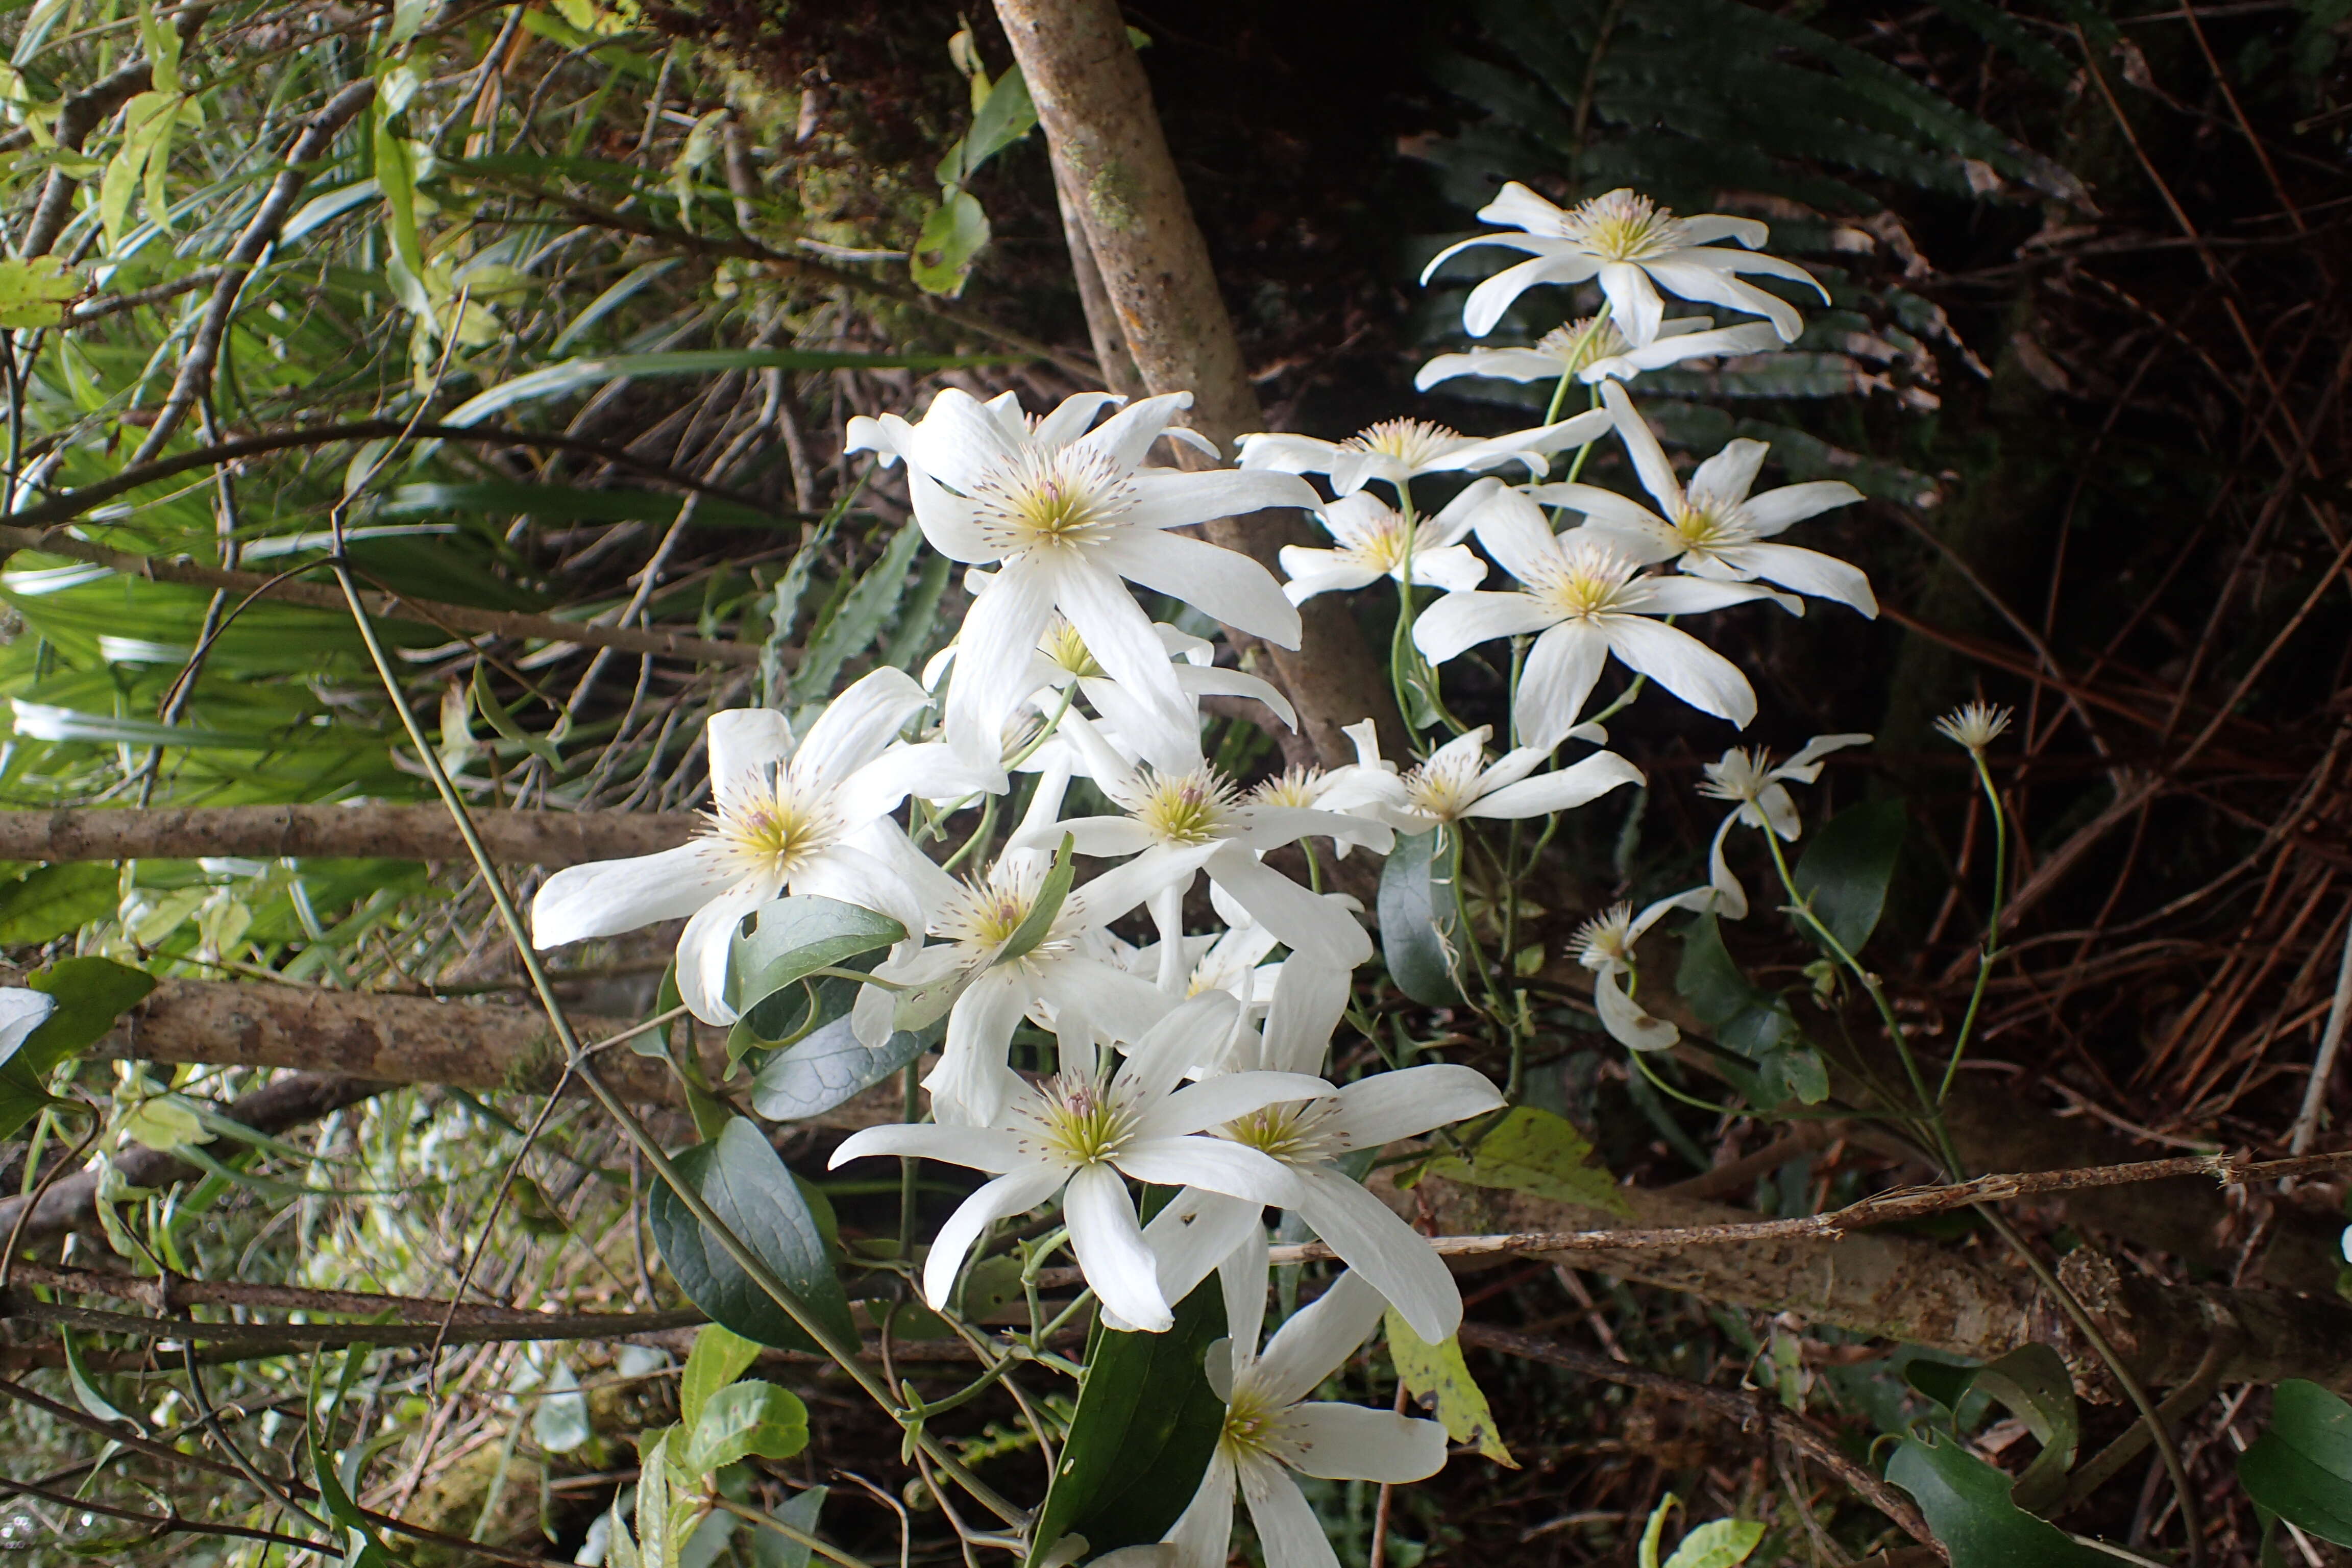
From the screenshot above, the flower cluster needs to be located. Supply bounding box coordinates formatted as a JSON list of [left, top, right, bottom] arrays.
[[527, 183, 1881, 1565]]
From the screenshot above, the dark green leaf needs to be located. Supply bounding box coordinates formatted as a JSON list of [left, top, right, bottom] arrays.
[[1673, 916, 1798, 1059], [726, 896, 905, 1021], [750, 1016, 927, 1122], [0, 1064, 55, 1143], [2239, 1380, 2352, 1546], [470, 664, 559, 767], [647, 1117, 857, 1355], [911, 190, 989, 297], [994, 834, 1074, 967], [1885, 1433, 2111, 1567], [1790, 800, 1906, 954], [0, 862, 117, 945], [751, 1486, 827, 1568], [962, 64, 1038, 174], [1379, 828, 1463, 1007], [15, 958, 156, 1077], [1026, 1276, 1228, 1566]]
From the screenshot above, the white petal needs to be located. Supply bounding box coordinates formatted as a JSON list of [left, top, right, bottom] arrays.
[[529, 841, 730, 949], [1596, 968, 1680, 1052], [926, 969, 1031, 1128], [1605, 618, 1757, 727], [1477, 181, 1571, 233], [1114, 1136, 1305, 1208], [677, 876, 774, 1025], [790, 668, 932, 782], [1282, 564, 1383, 605], [1032, 390, 1123, 449], [1094, 529, 1303, 649], [1236, 1455, 1342, 1568], [1065, 843, 1215, 925], [1640, 261, 1807, 341], [1464, 485, 1559, 584], [1462, 251, 1600, 337], [1205, 846, 1371, 967], [902, 462, 998, 563], [1261, 957, 1351, 1076], [1598, 260, 1664, 347], [706, 709, 793, 799], [1074, 390, 1194, 471], [1599, 380, 1681, 513], [1253, 1267, 1390, 1405], [1177, 666, 1298, 731], [1235, 432, 1343, 475], [1133, 1190, 1265, 1331], [1707, 811, 1751, 920], [1689, 438, 1771, 505], [1290, 1166, 1461, 1343], [1030, 954, 1175, 1044], [1281, 1405, 1450, 1483], [1678, 213, 1771, 249], [920, 1166, 1066, 1311], [1065, 1162, 1171, 1332], [829, 1121, 1023, 1171], [1406, 544, 1489, 593], [1608, 321, 1783, 374], [1744, 479, 1864, 535], [902, 388, 1023, 491], [1163, 1450, 1239, 1568], [1521, 482, 1670, 539], [1142, 1071, 1333, 1140], [1726, 543, 1878, 617], [1414, 348, 1565, 388], [1513, 622, 1612, 753], [0, 988, 55, 1060], [1637, 575, 1790, 616], [1411, 591, 1558, 665], [1466, 750, 1644, 820], [788, 841, 926, 943], [1434, 409, 1612, 478], [945, 556, 1061, 774], [1126, 469, 1320, 532], [1230, 804, 1391, 855], [1221, 1221, 1272, 1361], [1332, 1065, 1504, 1149], [835, 743, 986, 828], [1058, 558, 1194, 724]]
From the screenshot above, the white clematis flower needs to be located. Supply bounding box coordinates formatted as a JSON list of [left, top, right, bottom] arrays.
[[1178, 964, 1505, 1342], [847, 388, 1316, 777], [1236, 410, 1610, 501], [1241, 719, 1407, 858], [1013, 712, 1391, 971], [1379, 725, 1643, 833], [1574, 893, 1710, 1052], [1415, 314, 1785, 392], [1413, 485, 1784, 750], [529, 670, 983, 1024], [828, 993, 1328, 1334], [1522, 382, 1875, 617], [1694, 733, 1874, 919], [1277, 480, 1499, 604], [855, 848, 1182, 1129], [1164, 1232, 1448, 1568], [1422, 183, 1827, 345]]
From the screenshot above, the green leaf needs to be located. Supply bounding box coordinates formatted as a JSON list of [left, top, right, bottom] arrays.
[[471, 663, 559, 767], [1384, 1309, 1515, 1466], [995, 834, 1074, 968], [1790, 799, 1905, 954], [750, 1016, 927, 1122], [751, 1486, 826, 1568], [532, 1360, 593, 1454], [1417, 1105, 1624, 1214], [2239, 1380, 2352, 1546], [1885, 1433, 2112, 1567], [726, 896, 906, 1022], [962, 64, 1038, 174], [789, 518, 926, 702], [680, 1324, 763, 1433], [1026, 1276, 1229, 1566], [911, 189, 989, 297], [647, 1117, 857, 1355], [15, 957, 157, 1077], [1973, 1345, 2079, 1513], [678, 1380, 808, 1476], [0, 256, 79, 328], [1663, 1518, 1766, 1568], [0, 1065, 57, 1142], [0, 862, 118, 945], [1673, 914, 1798, 1059], [1379, 828, 1463, 1007]]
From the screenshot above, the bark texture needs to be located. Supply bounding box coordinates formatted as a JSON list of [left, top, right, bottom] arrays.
[[0, 803, 695, 866], [1400, 1172, 2352, 1394], [992, 0, 1402, 766]]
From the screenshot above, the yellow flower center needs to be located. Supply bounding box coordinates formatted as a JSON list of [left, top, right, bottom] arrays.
[[1536, 316, 1633, 374], [1698, 748, 1772, 805], [1518, 538, 1644, 623], [1556, 190, 1687, 262], [1574, 903, 1636, 970], [936, 860, 1069, 961], [1132, 766, 1237, 847], [1403, 750, 1485, 823], [968, 446, 1137, 554], [1220, 1384, 1287, 1459], [1014, 1074, 1139, 1166], [1039, 619, 1105, 679], [703, 768, 843, 880], [1221, 1098, 1345, 1165], [1671, 491, 1757, 556], [1341, 418, 1463, 471], [1250, 766, 1326, 811]]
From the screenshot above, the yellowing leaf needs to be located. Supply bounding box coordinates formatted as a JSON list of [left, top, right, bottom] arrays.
[[1418, 1105, 1625, 1214], [1384, 1308, 1515, 1467], [0, 256, 81, 328]]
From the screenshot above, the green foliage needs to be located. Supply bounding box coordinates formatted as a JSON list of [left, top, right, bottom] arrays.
[[0, 255, 79, 327], [994, 832, 1075, 967], [679, 1380, 809, 1476], [680, 1324, 765, 1433], [1886, 1432, 2112, 1567], [914, 27, 1040, 296], [2239, 1380, 2352, 1547], [0, 862, 117, 945], [1385, 1309, 1515, 1466], [1639, 1497, 1765, 1568], [1905, 1344, 2079, 1514], [1673, 914, 1827, 1106], [750, 1016, 928, 1122], [1790, 800, 1906, 955], [726, 895, 906, 1037], [1026, 1277, 1229, 1566], [647, 1117, 859, 1355], [1414, 1104, 1625, 1214], [1379, 827, 1464, 1006]]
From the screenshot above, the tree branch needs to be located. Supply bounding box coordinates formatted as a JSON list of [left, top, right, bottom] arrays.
[[0, 802, 695, 865], [991, 0, 1403, 767]]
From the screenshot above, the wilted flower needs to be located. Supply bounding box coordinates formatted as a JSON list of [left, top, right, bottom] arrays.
[[1694, 734, 1874, 918], [1934, 701, 2012, 754]]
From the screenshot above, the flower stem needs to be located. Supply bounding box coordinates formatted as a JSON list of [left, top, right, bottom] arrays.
[[1937, 750, 2010, 1104]]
